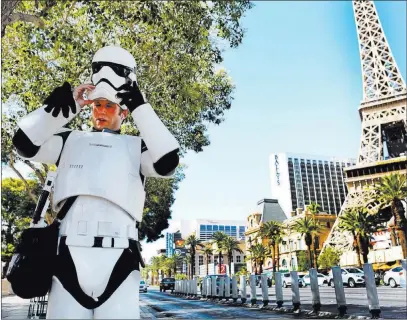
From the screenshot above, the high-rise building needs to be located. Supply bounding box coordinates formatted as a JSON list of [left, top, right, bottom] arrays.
[[180, 219, 246, 242], [270, 153, 356, 217], [165, 232, 174, 257]]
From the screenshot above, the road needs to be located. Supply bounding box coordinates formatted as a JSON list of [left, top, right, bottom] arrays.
[[2, 285, 406, 319], [141, 287, 293, 319]]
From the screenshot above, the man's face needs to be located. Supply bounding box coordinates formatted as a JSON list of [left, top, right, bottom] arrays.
[[91, 99, 128, 131]]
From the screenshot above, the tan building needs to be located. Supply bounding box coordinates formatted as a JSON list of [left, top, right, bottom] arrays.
[[245, 201, 336, 273], [245, 198, 287, 274], [278, 208, 336, 272]]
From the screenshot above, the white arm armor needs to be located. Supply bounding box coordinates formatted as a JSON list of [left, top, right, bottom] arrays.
[[18, 102, 79, 146], [133, 103, 180, 178], [15, 102, 80, 164]]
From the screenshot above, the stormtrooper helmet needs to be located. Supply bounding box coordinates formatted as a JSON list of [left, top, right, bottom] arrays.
[[89, 46, 137, 109]]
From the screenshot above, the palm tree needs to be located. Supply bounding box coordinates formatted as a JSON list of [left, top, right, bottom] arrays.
[[202, 245, 213, 275], [260, 221, 285, 273], [291, 216, 322, 269], [222, 236, 243, 276], [339, 207, 381, 264], [247, 243, 267, 274], [185, 234, 203, 278], [306, 202, 322, 271], [150, 256, 161, 285], [212, 231, 227, 274], [372, 173, 407, 258], [166, 253, 183, 277]]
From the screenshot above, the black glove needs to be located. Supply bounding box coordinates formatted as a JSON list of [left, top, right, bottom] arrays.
[[116, 81, 146, 113], [44, 82, 76, 118]]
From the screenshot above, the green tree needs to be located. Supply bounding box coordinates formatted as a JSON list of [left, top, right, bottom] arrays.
[[306, 202, 322, 271], [1, 1, 253, 243], [338, 207, 380, 265], [1, 178, 41, 277], [166, 253, 183, 277], [150, 256, 161, 285], [260, 221, 285, 273], [185, 234, 203, 279], [222, 236, 243, 276], [247, 243, 267, 274], [291, 216, 322, 269], [371, 173, 407, 258], [202, 245, 213, 276], [212, 231, 227, 274], [296, 251, 309, 272], [317, 247, 342, 270]]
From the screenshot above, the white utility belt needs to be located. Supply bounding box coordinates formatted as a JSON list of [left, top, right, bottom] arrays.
[[59, 220, 138, 249]]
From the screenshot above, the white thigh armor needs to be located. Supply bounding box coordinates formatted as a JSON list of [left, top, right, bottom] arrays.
[[53, 131, 145, 222]]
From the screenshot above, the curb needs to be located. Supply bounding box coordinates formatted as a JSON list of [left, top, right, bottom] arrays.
[[170, 294, 370, 319]]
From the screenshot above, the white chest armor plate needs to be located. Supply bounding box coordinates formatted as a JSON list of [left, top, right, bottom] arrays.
[[53, 131, 145, 222]]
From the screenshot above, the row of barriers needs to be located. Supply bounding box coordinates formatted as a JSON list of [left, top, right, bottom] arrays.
[[174, 261, 407, 319]]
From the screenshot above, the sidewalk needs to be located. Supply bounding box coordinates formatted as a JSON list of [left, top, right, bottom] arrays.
[[1, 295, 159, 319]]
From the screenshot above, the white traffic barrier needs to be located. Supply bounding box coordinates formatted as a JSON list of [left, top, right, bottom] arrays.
[[290, 271, 301, 311], [219, 277, 225, 300], [274, 272, 284, 307], [250, 274, 257, 305], [225, 276, 231, 300], [195, 278, 198, 296], [309, 268, 321, 313], [332, 266, 347, 316], [261, 273, 269, 306], [211, 276, 217, 300], [232, 276, 238, 302], [207, 277, 212, 298], [202, 278, 206, 297], [240, 275, 247, 303], [363, 263, 381, 318]]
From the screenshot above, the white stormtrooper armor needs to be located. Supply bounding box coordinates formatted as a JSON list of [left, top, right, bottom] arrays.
[[14, 46, 179, 319]]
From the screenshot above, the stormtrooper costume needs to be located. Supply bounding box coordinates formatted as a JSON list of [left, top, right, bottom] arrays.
[[12, 46, 180, 319]]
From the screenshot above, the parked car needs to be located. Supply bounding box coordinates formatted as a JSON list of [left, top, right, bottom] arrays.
[[302, 273, 328, 286], [328, 267, 365, 288], [160, 277, 175, 292], [384, 266, 405, 288], [281, 273, 305, 288], [139, 280, 148, 293]]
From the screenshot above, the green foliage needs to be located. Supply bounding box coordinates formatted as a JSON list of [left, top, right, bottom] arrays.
[[175, 274, 188, 280], [296, 251, 309, 272], [317, 247, 342, 269], [1, 178, 41, 261], [1, 0, 253, 243], [235, 266, 250, 278]]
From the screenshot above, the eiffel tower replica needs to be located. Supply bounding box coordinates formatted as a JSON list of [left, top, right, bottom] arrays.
[[322, 0, 407, 264]]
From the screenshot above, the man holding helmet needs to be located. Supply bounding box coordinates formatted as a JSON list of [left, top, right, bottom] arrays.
[[12, 46, 179, 319]]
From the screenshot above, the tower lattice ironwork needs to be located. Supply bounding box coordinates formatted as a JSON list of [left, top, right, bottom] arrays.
[[322, 0, 407, 258]]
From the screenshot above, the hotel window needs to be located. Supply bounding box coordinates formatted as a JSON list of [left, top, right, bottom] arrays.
[[199, 256, 204, 265], [219, 225, 225, 232], [237, 256, 241, 263]]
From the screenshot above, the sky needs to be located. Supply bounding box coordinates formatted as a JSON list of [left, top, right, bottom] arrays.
[[3, 1, 406, 264]]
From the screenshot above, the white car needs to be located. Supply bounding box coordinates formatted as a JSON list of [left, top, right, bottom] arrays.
[[384, 266, 405, 288], [281, 273, 305, 288], [139, 280, 148, 293], [303, 273, 329, 286], [328, 267, 365, 288]]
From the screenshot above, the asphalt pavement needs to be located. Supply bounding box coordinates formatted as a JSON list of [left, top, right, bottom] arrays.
[[1, 285, 406, 319]]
